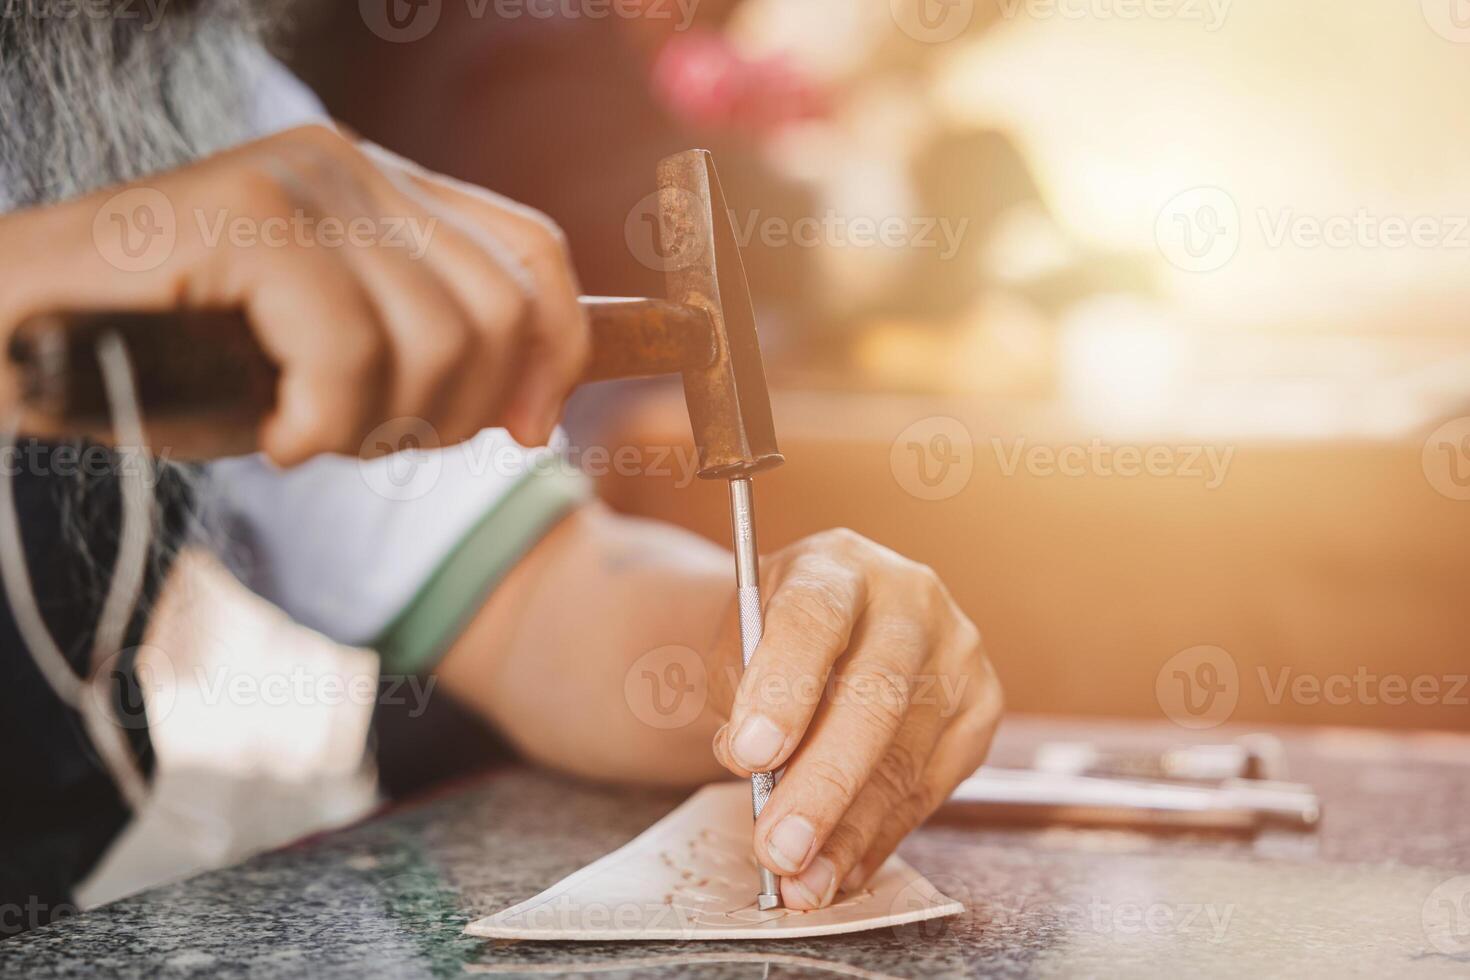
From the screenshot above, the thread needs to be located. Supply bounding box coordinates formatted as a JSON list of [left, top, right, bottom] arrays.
[[0, 330, 153, 809]]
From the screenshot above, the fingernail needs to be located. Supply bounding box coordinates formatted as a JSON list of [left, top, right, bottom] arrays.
[[767, 815, 816, 874], [794, 857, 837, 908], [842, 865, 867, 894], [731, 715, 784, 771]]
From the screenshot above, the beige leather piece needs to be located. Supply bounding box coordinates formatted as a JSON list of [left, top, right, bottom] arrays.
[[465, 783, 964, 942]]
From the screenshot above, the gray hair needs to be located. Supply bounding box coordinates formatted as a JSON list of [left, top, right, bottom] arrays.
[[0, 1, 314, 807], [0, 0, 296, 207]]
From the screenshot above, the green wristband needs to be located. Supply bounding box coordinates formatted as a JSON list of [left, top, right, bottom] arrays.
[[374, 465, 590, 675]]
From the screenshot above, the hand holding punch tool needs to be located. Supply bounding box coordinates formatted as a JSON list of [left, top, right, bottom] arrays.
[[8, 149, 788, 909]]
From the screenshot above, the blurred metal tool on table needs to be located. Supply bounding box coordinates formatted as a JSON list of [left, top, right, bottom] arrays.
[[944, 735, 1318, 832], [945, 768, 1320, 831]]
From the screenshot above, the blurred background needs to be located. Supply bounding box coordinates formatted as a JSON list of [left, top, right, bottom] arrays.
[[85, 0, 1470, 904]]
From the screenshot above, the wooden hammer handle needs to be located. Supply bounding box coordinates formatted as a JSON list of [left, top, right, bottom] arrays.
[[7, 299, 715, 439]]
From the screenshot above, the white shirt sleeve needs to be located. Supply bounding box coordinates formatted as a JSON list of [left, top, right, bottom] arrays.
[[202, 430, 579, 648]]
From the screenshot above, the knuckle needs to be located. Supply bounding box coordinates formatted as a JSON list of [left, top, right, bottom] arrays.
[[913, 560, 945, 593], [803, 756, 864, 807], [906, 562, 948, 616], [286, 123, 355, 161], [871, 745, 922, 803], [844, 664, 912, 733], [933, 655, 985, 726], [537, 212, 570, 249], [523, 211, 570, 257], [464, 276, 530, 337], [902, 782, 945, 825], [812, 527, 865, 553], [950, 691, 1002, 754], [973, 671, 1005, 725], [854, 690, 909, 739], [230, 164, 294, 217], [278, 126, 378, 204], [951, 612, 982, 656], [772, 578, 851, 651], [492, 271, 534, 320], [259, 430, 300, 467], [285, 123, 343, 146], [872, 614, 927, 657], [291, 400, 353, 454]]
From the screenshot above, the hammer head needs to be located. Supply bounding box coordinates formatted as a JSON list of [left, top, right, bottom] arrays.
[[655, 150, 783, 480]]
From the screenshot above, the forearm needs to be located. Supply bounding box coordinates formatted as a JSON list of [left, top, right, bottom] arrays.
[[434, 501, 735, 787]]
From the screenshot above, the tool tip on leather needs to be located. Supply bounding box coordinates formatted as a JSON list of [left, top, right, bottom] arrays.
[[758, 892, 782, 911]]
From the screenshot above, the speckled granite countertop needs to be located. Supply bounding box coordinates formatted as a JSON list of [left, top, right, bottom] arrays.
[[5, 716, 1470, 979]]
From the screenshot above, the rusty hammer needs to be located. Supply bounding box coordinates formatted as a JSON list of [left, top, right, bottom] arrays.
[[6, 147, 786, 908], [7, 150, 782, 479]]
